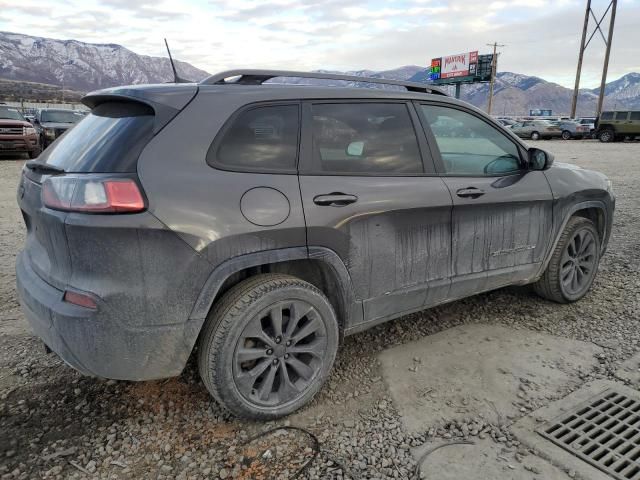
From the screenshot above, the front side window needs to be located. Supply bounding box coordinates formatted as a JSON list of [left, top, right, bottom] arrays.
[[420, 105, 522, 176], [311, 103, 423, 174], [212, 105, 299, 172], [600, 112, 614, 120]]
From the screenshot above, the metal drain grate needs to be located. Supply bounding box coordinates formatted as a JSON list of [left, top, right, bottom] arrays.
[[538, 389, 640, 480]]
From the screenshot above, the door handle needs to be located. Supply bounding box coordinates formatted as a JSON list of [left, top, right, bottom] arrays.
[[456, 187, 485, 199], [313, 193, 358, 207]]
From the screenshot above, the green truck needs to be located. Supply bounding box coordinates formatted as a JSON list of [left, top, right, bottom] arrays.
[[596, 110, 640, 142]]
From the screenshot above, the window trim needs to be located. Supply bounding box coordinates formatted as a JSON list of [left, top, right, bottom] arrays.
[[206, 101, 301, 175], [415, 101, 528, 178], [298, 99, 437, 177]]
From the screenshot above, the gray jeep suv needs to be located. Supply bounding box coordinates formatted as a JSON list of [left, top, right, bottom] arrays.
[[16, 70, 615, 419]]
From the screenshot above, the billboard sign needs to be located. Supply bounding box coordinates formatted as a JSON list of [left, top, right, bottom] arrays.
[[430, 51, 479, 81]]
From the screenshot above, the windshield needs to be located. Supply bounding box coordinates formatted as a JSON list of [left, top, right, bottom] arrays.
[[41, 110, 84, 124], [0, 107, 25, 121]]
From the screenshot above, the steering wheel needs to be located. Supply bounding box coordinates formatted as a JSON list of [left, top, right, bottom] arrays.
[[483, 155, 521, 175]]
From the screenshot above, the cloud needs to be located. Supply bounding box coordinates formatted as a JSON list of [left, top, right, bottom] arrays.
[[0, 0, 637, 87]]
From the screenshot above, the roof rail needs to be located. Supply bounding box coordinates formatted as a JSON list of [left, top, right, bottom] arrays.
[[200, 69, 447, 96]]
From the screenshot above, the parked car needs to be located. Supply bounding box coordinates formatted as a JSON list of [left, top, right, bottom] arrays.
[[33, 108, 84, 149], [16, 70, 615, 419], [553, 120, 591, 140], [596, 111, 640, 142], [511, 120, 562, 140], [496, 118, 517, 128], [0, 105, 40, 158], [576, 117, 597, 137]]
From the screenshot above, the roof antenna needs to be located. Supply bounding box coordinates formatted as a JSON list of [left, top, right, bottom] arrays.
[[164, 38, 189, 83]]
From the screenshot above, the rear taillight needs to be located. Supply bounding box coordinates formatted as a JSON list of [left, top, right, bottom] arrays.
[[42, 176, 145, 213]]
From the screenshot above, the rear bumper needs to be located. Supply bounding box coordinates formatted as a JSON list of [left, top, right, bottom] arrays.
[[16, 251, 204, 380]]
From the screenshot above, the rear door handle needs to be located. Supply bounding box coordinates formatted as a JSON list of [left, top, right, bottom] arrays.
[[313, 193, 358, 207], [456, 187, 485, 199]]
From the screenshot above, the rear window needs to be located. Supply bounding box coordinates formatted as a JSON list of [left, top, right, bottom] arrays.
[[41, 102, 154, 173], [209, 104, 299, 173]]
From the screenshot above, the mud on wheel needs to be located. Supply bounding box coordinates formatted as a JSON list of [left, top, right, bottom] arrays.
[[198, 274, 339, 419]]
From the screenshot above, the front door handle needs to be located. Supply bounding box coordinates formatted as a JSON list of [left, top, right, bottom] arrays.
[[313, 193, 358, 207], [456, 187, 485, 199]]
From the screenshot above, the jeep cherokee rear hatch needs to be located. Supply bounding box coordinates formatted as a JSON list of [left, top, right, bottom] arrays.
[[18, 85, 197, 292]]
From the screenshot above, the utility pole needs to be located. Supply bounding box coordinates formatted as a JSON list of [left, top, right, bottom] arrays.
[[486, 42, 505, 115], [571, 0, 591, 118], [597, 0, 617, 117], [570, 0, 618, 118]]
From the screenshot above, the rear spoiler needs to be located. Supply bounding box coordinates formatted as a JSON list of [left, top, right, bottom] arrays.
[[82, 84, 198, 134]]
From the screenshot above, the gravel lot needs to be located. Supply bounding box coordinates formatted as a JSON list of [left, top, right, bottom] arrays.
[[0, 140, 638, 480]]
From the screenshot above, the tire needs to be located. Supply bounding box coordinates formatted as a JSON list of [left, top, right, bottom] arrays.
[[198, 274, 339, 419], [27, 149, 40, 159], [562, 130, 572, 140], [598, 129, 614, 143], [533, 217, 600, 303], [530, 131, 540, 141]]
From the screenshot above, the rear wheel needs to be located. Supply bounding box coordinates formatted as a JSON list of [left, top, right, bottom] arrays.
[[562, 130, 572, 140], [598, 129, 614, 143], [198, 274, 339, 419], [530, 131, 540, 141], [533, 217, 600, 303]]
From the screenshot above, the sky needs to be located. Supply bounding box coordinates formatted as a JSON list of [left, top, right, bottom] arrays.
[[1, 0, 639, 88]]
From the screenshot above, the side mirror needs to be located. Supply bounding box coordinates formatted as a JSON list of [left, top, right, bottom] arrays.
[[346, 141, 364, 157], [528, 148, 554, 171]]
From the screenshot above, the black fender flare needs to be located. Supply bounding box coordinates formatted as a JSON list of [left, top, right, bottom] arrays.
[[188, 246, 362, 328], [538, 200, 609, 277]]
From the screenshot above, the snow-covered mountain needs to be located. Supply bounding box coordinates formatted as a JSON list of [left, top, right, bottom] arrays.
[[0, 31, 209, 92], [1, 31, 639, 115]]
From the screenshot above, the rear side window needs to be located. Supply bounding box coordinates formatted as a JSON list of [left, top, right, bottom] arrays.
[[210, 105, 299, 173], [631, 112, 640, 121], [615, 112, 629, 120], [600, 112, 614, 120], [310, 103, 423, 174], [41, 102, 154, 173]]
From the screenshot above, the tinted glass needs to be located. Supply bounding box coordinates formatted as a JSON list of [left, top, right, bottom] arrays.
[[213, 105, 299, 172], [631, 112, 640, 121], [421, 105, 522, 176], [41, 110, 84, 124], [41, 102, 154, 173], [615, 112, 630, 120], [600, 112, 614, 120], [0, 106, 25, 121], [311, 103, 423, 174]]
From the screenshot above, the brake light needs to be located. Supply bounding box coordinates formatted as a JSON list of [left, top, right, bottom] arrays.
[[42, 177, 145, 213]]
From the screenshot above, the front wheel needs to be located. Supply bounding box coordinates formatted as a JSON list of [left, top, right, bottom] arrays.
[[198, 274, 339, 419], [533, 217, 600, 303], [598, 129, 614, 143], [530, 131, 540, 141], [562, 130, 572, 140]]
